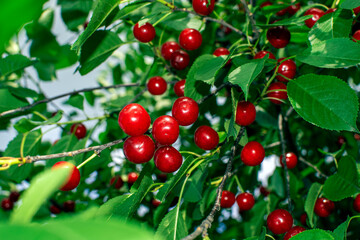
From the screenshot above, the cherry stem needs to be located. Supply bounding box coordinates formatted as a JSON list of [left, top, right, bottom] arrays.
[[234, 175, 244, 193], [174, 173, 190, 240], [179, 151, 202, 158], [77, 152, 98, 169]]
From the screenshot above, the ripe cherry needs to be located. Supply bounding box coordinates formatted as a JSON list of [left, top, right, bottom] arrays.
[[287, 3, 301, 15], [118, 103, 151, 137], [325, 8, 337, 14], [337, 136, 346, 146], [147, 76, 167, 95], [63, 200, 75, 212], [1, 198, 13, 211], [110, 175, 124, 189], [213, 47, 231, 65], [154, 146, 183, 173], [174, 79, 186, 97], [352, 30, 360, 42], [172, 97, 199, 126], [9, 191, 20, 202], [192, 0, 215, 16], [170, 50, 190, 70], [70, 123, 87, 139], [161, 41, 181, 60], [235, 101, 256, 126], [304, 8, 325, 28], [236, 192, 255, 211], [267, 26, 291, 49], [179, 28, 202, 51], [220, 190, 236, 208], [267, 82, 287, 104], [280, 152, 298, 169], [260, 186, 270, 197], [354, 6, 360, 15], [254, 50, 276, 60], [50, 205, 61, 214], [52, 161, 81, 191], [241, 141, 265, 166], [353, 194, 360, 212], [284, 226, 306, 240], [276, 58, 297, 82], [152, 115, 179, 145], [194, 126, 219, 150], [314, 197, 335, 217], [300, 213, 307, 226], [152, 199, 162, 207], [123, 135, 155, 164], [128, 172, 139, 185], [133, 22, 156, 43], [260, 1, 272, 8], [267, 209, 294, 235]]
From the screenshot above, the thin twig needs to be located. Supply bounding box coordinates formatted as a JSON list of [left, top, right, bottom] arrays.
[[196, 83, 228, 105], [182, 127, 245, 240], [278, 112, 292, 212], [264, 141, 281, 149], [298, 157, 328, 179], [0, 83, 141, 118], [240, 0, 260, 40]]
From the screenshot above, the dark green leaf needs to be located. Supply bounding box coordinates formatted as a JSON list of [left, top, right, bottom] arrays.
[[59, 0, 93, 31], [155, 208, 188, 240], [0, 54, 34, 77], [333, 216, 360, 240], [14, 111, 63, 133], [194, 55, 225, 85], [65, 94, 84, 110], [288, 74, 359, 132], [0, 89, 28, 113], [305, 182, 322, 228]]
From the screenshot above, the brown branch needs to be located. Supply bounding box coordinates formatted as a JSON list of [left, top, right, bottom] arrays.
[[196, 83, 228, 105], [0, 83, 141, 118], [298, 157, 328, 179], [240, 0, 260, 40], [278, 112, 292, 212], [264, 141, 281, 149], [182, 127, 245, 240]]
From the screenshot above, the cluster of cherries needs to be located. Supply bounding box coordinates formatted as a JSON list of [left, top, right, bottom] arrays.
[[1, 191, 20, 211], [49, 200, 76, 214]]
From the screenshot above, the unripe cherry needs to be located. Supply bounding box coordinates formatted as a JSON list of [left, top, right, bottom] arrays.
[[152, 115, 179, 145], [241, 141, 265, 166], [194, 126, 219, 150], [154, 146, 183, 173], [174, 79, 186, 97], [235, 101, 256, 126], [133, 22, 156, 43], [52, 161, 81, 191], [123, 135, 155, 164], [147, 76, 167, 95], [220, 190, 236, 208], [172, 97, 199, 126], [118, 103, 151, 137]]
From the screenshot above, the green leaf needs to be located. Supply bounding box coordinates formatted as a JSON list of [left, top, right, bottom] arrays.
[[8, 87, 38, 100], [14, 111, 63, 133], [304, 182, 323, 228], [46, 134, 79, 167], [155, 208, 188, 240], [10, 166, 70, 224], [257, 16, 311, 27], [291, 229, 335, 240], [0, 89, 28, 113], [341, 0, 360, 9], [59, 0, 93, 31], [288, 74, 359, 132], [71, 0, 121, 52], [65, 94, 84, 110], [163, 12, 203, 31], [79, 30, 125, 75], [308, 9, 353, 46], [296, 38, 360, 68], [243, 200, 267, 237], [333, 216, 360, 240], [323, 156, 360, 201], [194, 55, 225, 85], [113, 1, 152, 20], [0, 54, 34, 77], [55, 45, 78, 69], [227, 57, 267, 100]]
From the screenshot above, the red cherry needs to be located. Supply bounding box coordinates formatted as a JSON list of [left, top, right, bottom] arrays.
[[83, 21, 89, 29], [219, 25, 232, 34], [133, 22, 156, 43], [52, 161, 81, 191], [254, 50, 276, 60], [284, 226, 306, 240], [213, 47, 231, 65], [127, 172, 139, 185], [287, 3, 301, 16], [1, 198, 13, 211], [280, 152, 298, 169], [174, 79, 186, 97], [110, 175, 124, 189], [241, 141, 265, 166], [354, 6, 360, 15], [147, 76, 167, 95], [172, 97, 199, 126], [220, 190, 236, 208], [267, 26, 291, 49], [267, 82, 287, 104], [276, 7, 288, 17], [170, 50, 190, 70], [325, 8, 337, 15], [118, 103, 151, 137], [235, 101, 256, 126], [260, 1, 272, 8], [267, 209, 294, 235], [192, 0, 215, 16], [194, 126, 219, 150], [161, 41, 181, 60], [352, 30, 360, 42], [9, 191, 20, 202], [236, 192, 255, 211], [260, 186, 270, 197], [63, 200, 75, 212], [179, 28, 202, 51], [337, 136, 346, 146], [314, 197, 335, 217], [304, 8, 325, 28], [152, 115, 179, 145], [355, 133, 360, 141], [300, 213, 307, 226], [152, 199, 162, 207], [154, 146, 183, 173], [123, 135, 155, 164], [70, 123, 87, 139], [50, 205, 62, 214], [276, 58, 297, 82], [354, 194, 360, 212]]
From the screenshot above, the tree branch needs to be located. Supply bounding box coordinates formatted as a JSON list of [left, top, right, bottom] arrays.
[[240, 0, 260, 40], [182, 127, 245, 240], [298, 157, 328, 179], [0, 83, 141, 118], [196, 83, 228, 105]]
